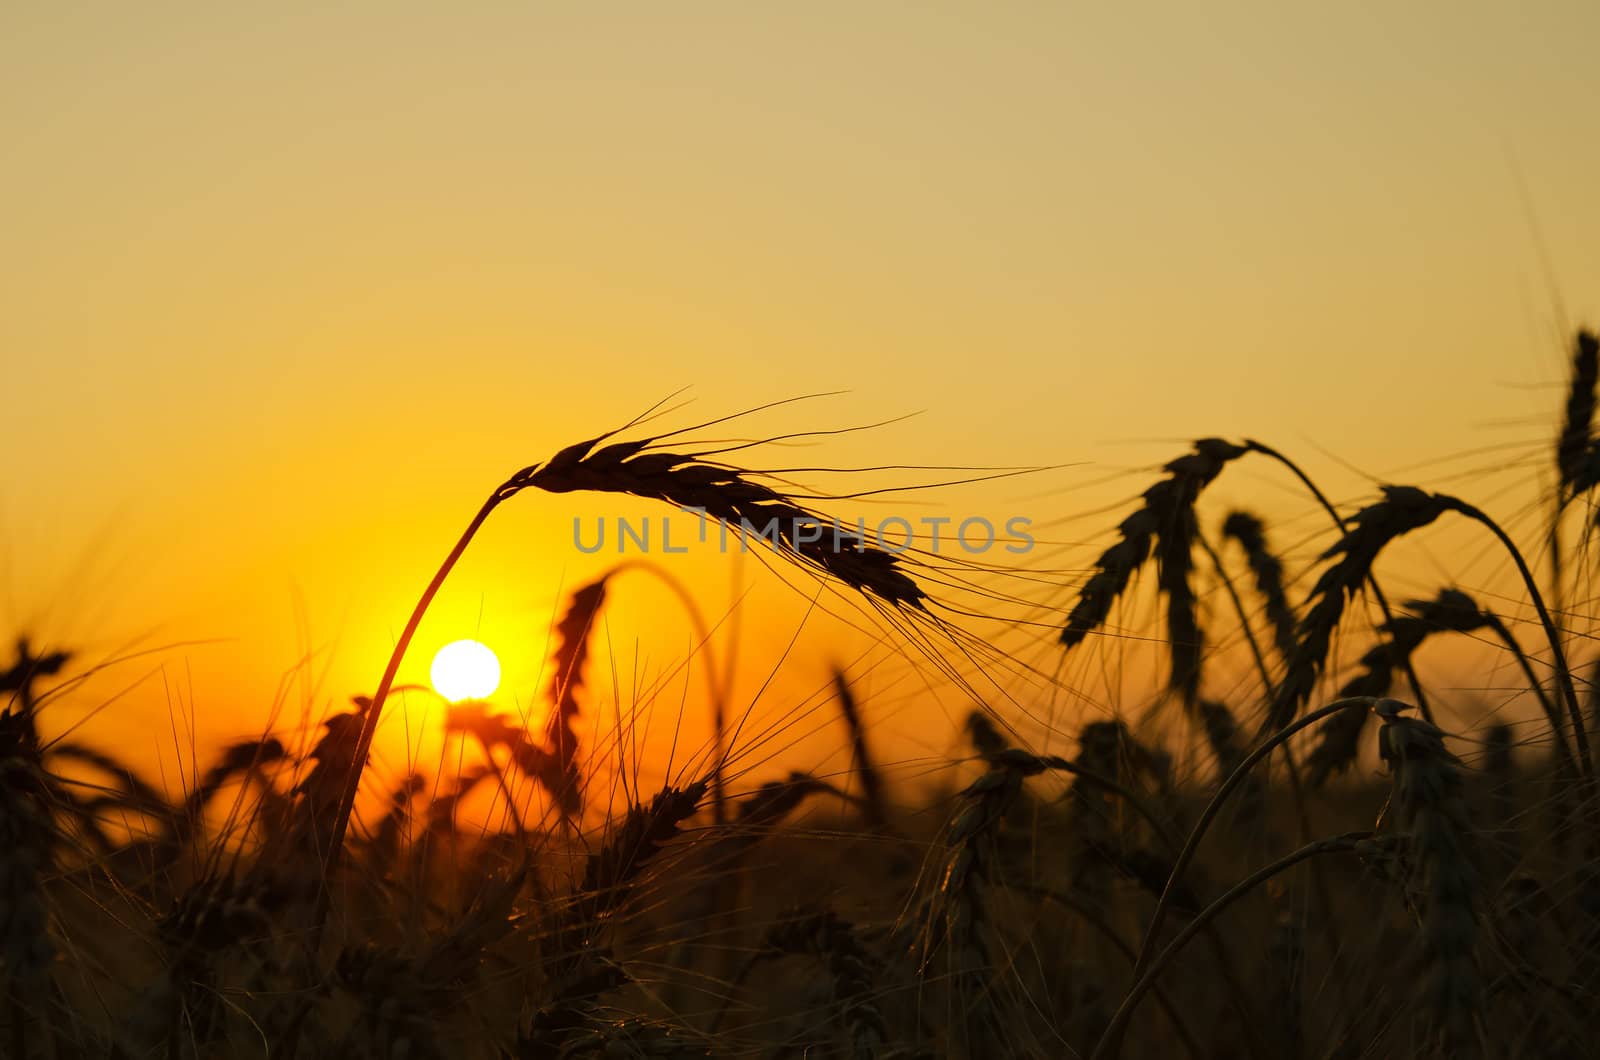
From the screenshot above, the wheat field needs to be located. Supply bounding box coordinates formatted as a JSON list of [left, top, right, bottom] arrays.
[[5, 333, 1600, 1059]]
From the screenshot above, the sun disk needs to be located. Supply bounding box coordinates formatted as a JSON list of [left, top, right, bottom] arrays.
[[430, 639, 501, 702]]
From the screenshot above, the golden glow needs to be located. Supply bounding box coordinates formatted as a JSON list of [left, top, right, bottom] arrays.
[[430, 640, 502, 703], [4, 4, 1599, 780]]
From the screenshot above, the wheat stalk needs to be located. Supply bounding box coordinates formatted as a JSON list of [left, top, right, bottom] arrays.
[[0, 709, 54, 996], [1375, 703, 1482, 1057], [1263, 487, 1450, 737], [322, 422, 929, 885], [1090, 830, 1373, 1060], [1303, 587, 1570, 785], [1128, 696, 1387, 993]]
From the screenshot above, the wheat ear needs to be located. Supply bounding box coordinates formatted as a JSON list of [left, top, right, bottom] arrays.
[[1376, 704, 1482, 1056], [1061, 439, 1247, 710], [323, 426, 929, 884], [1220, 510, 1297, 667]]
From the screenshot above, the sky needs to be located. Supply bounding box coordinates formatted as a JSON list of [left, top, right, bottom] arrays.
[[4, 3, 1599, 799]]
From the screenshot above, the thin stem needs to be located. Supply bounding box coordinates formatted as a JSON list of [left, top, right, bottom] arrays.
[[606, 559, 728, 823], [1127, 697, 1375, 983], [323, 490, 506, 880], [1196, 533, 1274, 700], [1244, 440, 1434, 725], [1549, 512, 1564, 621], [1089, 832, 1372, 1060], [1442, 498, 1592, 780], [1199, 532, 1361, 1017], [473, 733, 527, 838], [1484, 615, 1574, 773], [1016, 884, 1204, 1060], [1019, 754, 1183, 852]]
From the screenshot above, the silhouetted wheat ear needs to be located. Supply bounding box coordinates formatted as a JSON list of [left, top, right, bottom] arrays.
[[964, 709, 1012, 758], [544, 576, 609, 818], [1199, 700, 1254, 817], [517, 438, 927, 609], [1558, 329, 1600, 500], [925, 756, 1028, 973], [0, 639, 69, 722], [299, 702, 367, 806], [761, 908, 891, 1058], [1375, 704, 1481, 1057], [1304, 631, 1403, 787], [575, 780, 707, 924], [832, 671, 886, 827], [0, 708, 54, 988], [731, 771, 836, 838], [49, 742, 168, 814], [370, 772, 425, 867], [928, 744, 1120, 1052], [1061, 439, 1246, 709], [336, 868, 524, 1055], [1221, 510, 1297, 667], [1306, 589, 1486, 785], [190, 737, 286, 811], [444, 701, 570, 826], [127, 870, 279, 1052], [1062, 722, 1135, 896], [1262, 486, 1450, 739]]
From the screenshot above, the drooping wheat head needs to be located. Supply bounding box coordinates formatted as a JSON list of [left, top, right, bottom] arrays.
[[1263, 487, 1450, 738], [1376, 704, 1481, 1057], [1307, 588, 1499, 786], [521, 437, 928, 609]]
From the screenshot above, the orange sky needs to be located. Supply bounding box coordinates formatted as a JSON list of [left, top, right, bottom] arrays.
[[5, 3, 1600, 803]]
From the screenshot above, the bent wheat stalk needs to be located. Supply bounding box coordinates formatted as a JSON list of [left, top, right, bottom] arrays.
[[1088, 831, 1373, 1060], [1240, 441, 1434, 721], [321, 429, 930, 883], [1128, 696, 1386, 988]]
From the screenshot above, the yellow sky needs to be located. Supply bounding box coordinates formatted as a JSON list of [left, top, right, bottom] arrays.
[[4, 3, 1599, 797]]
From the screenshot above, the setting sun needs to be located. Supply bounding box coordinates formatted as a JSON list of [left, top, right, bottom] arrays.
[[430, 639, 501, 702]]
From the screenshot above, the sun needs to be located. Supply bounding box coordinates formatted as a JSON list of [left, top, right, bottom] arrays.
[[430, 639, 501, 702]]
